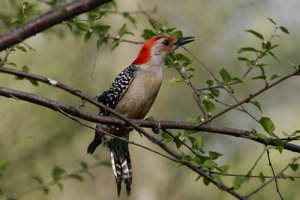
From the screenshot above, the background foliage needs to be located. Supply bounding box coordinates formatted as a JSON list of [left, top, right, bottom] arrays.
[[1, 0, 300, 200]]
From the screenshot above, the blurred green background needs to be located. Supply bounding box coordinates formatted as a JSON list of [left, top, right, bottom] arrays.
[[1, 0, 300, 199]]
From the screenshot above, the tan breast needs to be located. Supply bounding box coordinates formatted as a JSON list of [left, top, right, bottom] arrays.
[[114, 65, 163, 119]]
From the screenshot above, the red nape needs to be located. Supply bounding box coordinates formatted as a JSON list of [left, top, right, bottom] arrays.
[[132, 36, 165, 65]]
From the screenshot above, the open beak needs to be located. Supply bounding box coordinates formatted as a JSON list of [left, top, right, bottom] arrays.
[[174, 36, 194, 49]]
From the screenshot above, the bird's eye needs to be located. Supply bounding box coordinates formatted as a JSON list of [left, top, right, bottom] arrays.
[[162, 39, 170, 46]]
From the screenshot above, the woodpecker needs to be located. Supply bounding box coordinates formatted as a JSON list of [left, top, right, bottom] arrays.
[[87, 36, 194, 196]]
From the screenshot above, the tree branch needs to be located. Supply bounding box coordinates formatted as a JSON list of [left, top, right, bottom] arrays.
[[1, 65, 300, 154], [0, 0, 112, 51]]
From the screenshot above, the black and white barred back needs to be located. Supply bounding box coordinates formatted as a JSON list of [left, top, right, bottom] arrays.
[[87, 64, 136, 196], [98, 64, 136, 116]]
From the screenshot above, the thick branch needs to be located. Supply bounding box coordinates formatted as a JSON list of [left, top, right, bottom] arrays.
[[1, 86, 300, 155], [0, 0, 111, 51]]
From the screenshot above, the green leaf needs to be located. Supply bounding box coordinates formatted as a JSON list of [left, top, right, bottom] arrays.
[[208, 151, 223, 160], [15, 44, 27, 52], [80, 161, 88, 169], [0, 187, 4, 196], [287, 175, 295, 181], [161, 131, 173, 142], [258, 172, 265, 183], [268, 51, 279, 61], [203, 159, 217, 169], [188, 136, 204, 152], [232, 77, 250, 84], [216, 164, 230, 173], [182, 154, 193, 162], [167, 77, 185, 84], [279, 26, 289, 34], [268, 18, 277, 25], [211, 89, 220, 97], [69, 174, 84, 182], [206, 79, 214, 87], [0, 159, 11, 178], [28, 78, 39, 87], [7, 62, 17, 67], [111, 39, 120, 50], [52, 166, 65, 182], [93, 24, 110, 33], [122, 12, 136, 24], [245, 29, 264, 40], [251, 101, 262, 112], [142, 29, 156, 40], [251, 74, 267, 80], [118, 24, 132, 37], [75, 22, 89, 31], [290, 163, 299, 172], [270, 74, 280, 80], [238, 47, 258, 54], [22, 65, 29, 72], [194, 155, 209, 165], [148, 18, 161, 30], [219, 68, 232, 83], [255, 133, 268, 142], [203, 99, 216, 112], [275, 140, 284, 153], [202, 177, 211, 186], [291, 130, 300, 137], [233, 176, 243, 190], [84, 31, 92, 41], [175, 53, 191, 66], [259, 117, 275, 134], [171, 30, 183, 39], [262, 41, 271, 50], [6, 197, 17, 200]]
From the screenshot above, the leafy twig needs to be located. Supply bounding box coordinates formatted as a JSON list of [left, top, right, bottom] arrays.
[[0, 0, 112, 51], [245, 155, 300, 198], [10, 160, 108, 199]]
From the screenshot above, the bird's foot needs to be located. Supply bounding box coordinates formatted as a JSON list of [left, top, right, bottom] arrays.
[[145, 116, 161, 134]]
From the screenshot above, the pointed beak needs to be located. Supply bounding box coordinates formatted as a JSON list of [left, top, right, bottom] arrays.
[[174, 36, 194, 49]]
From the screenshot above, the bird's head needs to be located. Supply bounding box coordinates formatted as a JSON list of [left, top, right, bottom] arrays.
[[133, 36, 194, 65]]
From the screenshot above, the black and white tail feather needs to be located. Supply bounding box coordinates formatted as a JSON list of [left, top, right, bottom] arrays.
[[87, 64, 136, 196], [108, 136, 132, 196]]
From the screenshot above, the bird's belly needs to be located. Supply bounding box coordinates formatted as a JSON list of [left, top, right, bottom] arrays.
[[114, 75, 162, 119]]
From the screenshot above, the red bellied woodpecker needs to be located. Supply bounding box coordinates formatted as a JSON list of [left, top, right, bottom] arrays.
[[87, 36, 194, 196]]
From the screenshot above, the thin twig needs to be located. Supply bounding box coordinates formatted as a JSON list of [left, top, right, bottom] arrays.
[[162, 129, 199, 156], [246, 148, 267, 176], [266, 148, 284, 200], [107, 36, 143, 44], [245, 155, 300, 199], [0, 47, 14, 67], [172, 53, 208, 120], [205, 170, 300, 179]]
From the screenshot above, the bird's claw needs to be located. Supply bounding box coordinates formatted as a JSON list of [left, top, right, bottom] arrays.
[[145, 116, 161, 134]]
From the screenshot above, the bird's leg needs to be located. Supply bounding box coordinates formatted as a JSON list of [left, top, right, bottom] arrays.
[[145, 116, 161, 134]]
